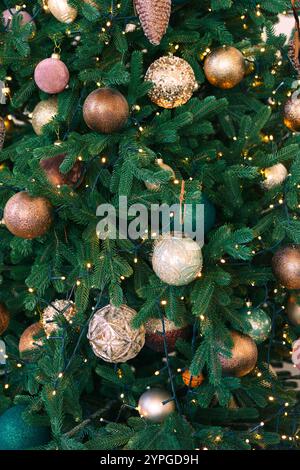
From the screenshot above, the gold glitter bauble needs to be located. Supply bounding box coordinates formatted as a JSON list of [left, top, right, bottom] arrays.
[[47, 0, 77, 23], [145, 55, 197, 109], [4, 192, 53, 239], [204, 46, 246, 89], [87, 304, 145, 363], [287, 296, 300, 326], [262, 163, 288, 190], [145, 158, 175, 190], [272, 245, 300, 289], [0, 304, 10, 336], [31, 98, 58, 135], [218, 330, 258, 377], [19, 322, 43, 356], [134, 0, 171, 46], [42, 300, 76, 336], [152, 233, 203, 286], [138, 388, 175, 422], [283, 96, 300, 132]]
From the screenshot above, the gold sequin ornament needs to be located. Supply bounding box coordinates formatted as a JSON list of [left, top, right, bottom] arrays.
[[31, 97, 58, 135], [145, 55, 198, 109], [42, 300, 76, 336], [204, 46, 246, 89]]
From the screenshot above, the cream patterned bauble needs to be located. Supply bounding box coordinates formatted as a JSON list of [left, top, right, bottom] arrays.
[[152, 233, 202, 286], [42, 300, 76, 336], [262, 163, 288, 190], [87, 304, 145, 363]]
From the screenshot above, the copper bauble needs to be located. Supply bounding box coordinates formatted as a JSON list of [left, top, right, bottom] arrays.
[[182, 369, 204, 388], [19, 322, 43, 355], [34, 55, 70, 94], [31, 98, 58, 135], [272, 245, 300, 289], [134, 0, 171, 45], [40, 154, 82, 187], [145, 317, 188, 352], [283, 96, 300, 132], [47, 0, 78, 23], [42, 300, 76, 336], [262, 163, 288, 190], [287, 296, 300, 325], [138, 388, 175, 422], [0, 117, 5, 150], [218, 330, 258, 377], [83, 88, 129, 134], [145, 158, 175, 191], [204, 46, 245, 89], [145, 55, 197, 108], [4, 192, 53, 239], [0, 304, 9, 336], [87, 304, 145, 363]]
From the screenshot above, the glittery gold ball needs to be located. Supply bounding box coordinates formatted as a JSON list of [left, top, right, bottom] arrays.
[[287, 296, 300, 326], [19, 322, 43, 356], [31, 98, 58, 136], [0, 304, 10, 336], [283, 96, 300, 132], [42, 300, 76, 336], [204, 46, 246, 89], [87, 304, 145, 363], [4, 192, 53, 239], [47, 0, 78, 23], [145, 55, 197, 109], [272, 245, 300, 289], [138, 388, 175, 422], [218, 330, 258, 377]]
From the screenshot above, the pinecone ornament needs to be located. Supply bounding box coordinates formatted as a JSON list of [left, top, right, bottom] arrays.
[[134, 0, 171, 45]]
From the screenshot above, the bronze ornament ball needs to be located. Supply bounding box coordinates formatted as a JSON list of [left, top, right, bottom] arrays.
[[287, 296, 300, 325], [218, 330, 258, 377], [83, 88, 129, 134], [204, 46, 246, 89], [19, 322, 43, 356], [283, 96, 300, 132], [40, 154, 83, 187], [145, 317, 188, 352], [0, 304, 10, 336], [272, 245, 300, 289], [138, 388, 175, 422], [4, 191, 53, 239], [42, 300, 76, 336], [31, 97, 58, 135], [145, 55, 197, 109]]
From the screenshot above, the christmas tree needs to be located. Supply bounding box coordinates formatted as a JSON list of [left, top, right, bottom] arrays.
[[0, 0, 300, 451]]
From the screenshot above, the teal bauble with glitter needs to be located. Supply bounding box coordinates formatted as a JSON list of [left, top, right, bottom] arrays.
[[0, 405, 50, 450], [242, 307, 272, 344]]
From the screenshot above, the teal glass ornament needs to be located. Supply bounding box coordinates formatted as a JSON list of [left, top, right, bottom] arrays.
[[0, 405, 50, 450], [242, 308, 271, 344]]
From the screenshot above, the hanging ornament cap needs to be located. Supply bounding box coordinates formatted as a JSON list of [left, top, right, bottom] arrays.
[[51, 53, 61, 60]]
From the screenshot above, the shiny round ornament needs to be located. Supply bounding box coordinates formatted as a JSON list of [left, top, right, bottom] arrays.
[[287, 296, 300, 325], [204, 46, 246, 89], [40, 153, 82, 187], [0, 405, 50, 450], [243, 307, 271, 344], [0, 304, 9, 336], [272, 245, 300, 289], [87, 304, 145, 363], [4, 191, 53, 239], [31, 98, 58, 135], [138, 388, 175, 422], [145, 158, 175, 191], [152, 233, 202, 286], [34, 54, 70, 94], [262, 163, 288, 190], [19, 322, 43, 356], [42, 300, 76, 336], [47, 0, 77, 23], [218, 330, 258, 377], [145, 55, 197, 109], [83, 88, 129, 134], [284, 95, 300, 132], [145, 317, 188, 352], [182, 369, 204, 388]]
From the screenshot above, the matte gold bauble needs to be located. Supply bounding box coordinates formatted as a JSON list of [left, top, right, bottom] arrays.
[[145, 158, 175, 190], [138, 388, 175, 422], [204, 46, 246, 89], [283, 96, 300, 132], [182, 369, 204, 388], [145, 55, 197, 108], [272, 245, 300, 289], [0, 304, 10, 336], [47, 0, 78, 23], [287, 296, 300, 325], [31, 98, 58, 135], [40, 153, 82, 187], [4, 192, 53, 239], [42, 300, 76, 336], [218, 330, 258, 377], [83, 88, 129, 134], [19, 322, 43, 355]]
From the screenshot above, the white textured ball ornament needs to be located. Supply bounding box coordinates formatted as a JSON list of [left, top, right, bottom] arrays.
[[42, 300, 76, 336], [152, 233, 202, 286], [138, 388, 175, 422], [262, 163, 288, 190], [87, 304, 145, 363]]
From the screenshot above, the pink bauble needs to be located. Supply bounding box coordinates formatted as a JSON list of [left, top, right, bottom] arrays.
[[34, 56, 70, 94], [3, 8, 34, 28]]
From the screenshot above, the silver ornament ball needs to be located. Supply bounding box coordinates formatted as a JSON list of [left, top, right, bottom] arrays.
[[138, 388, 175, 422]]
